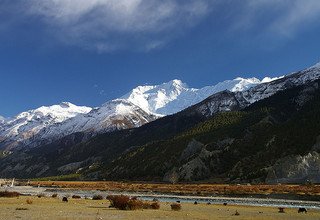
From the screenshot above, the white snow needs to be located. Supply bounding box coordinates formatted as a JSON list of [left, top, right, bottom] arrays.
[[31, 99, 156, 145], [0, 115, 6, 123], [309, 61, 320, 69], [2, 62, 319, 150], [122, 77, 278, 115], [0, 102, 92, 143]]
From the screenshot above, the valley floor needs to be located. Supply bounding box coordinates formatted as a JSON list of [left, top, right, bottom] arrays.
[[0, 196, 319, 220], [29, 181, 320, 198]]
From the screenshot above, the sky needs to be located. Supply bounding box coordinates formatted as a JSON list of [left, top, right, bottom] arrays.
[[1, 0, 320, 117]]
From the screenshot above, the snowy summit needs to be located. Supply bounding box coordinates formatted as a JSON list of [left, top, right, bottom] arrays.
[[122, 77, 279, 115]]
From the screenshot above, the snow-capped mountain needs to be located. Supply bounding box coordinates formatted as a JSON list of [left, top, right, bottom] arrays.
[[190, 62, 320, 117], [0, 102, 92, 149], [122, 77, 280, 115], [0, 76, 276, 150], [33, 99, 157, 145], [0, 115, 5, 123], [1, 62, 319, 151]]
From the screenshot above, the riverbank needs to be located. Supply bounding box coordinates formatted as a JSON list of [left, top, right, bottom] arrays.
[[27, 181, 320, 200], [0, 195, 319, 220]]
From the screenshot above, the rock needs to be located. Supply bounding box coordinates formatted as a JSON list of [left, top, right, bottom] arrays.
[[179, 139, 204, 162], [266, 151, 320, 184]]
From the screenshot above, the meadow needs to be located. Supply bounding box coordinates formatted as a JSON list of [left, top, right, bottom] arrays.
[[0, 195, 319, 220]]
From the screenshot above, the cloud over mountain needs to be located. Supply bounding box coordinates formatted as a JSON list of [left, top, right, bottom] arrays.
[[2, 0, 320, 52], [25, 0, 211, 51]]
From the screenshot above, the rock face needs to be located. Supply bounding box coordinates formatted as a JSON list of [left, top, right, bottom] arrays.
[[163, 140, 214, 182], [266, 152, 320, 184]]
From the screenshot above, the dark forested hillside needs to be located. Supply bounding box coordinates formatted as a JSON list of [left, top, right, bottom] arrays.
[[100, 80, 320, 183]]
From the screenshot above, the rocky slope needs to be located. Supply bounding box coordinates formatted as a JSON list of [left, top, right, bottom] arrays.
[[103, 79, 320, 183]]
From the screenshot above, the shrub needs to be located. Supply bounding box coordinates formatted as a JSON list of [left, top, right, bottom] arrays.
[[26, 199, 33, 204], [92, 195, 103, 200], [16, 208, 28, 211], [127, 199, 144, 210], [150, 202, 160, 210], [0, 191, 20, 197], [171, 203, 181, 211], [37, 193, 45, 198], [106, 195, 159, 211], [51, 193, 58, 198], [72, 195, 81, 199], [107, 195, 130, 210]]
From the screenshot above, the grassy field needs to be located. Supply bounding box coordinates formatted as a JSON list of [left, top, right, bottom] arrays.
[[28, 181, 320, 197], [0, 195, 319, 220]]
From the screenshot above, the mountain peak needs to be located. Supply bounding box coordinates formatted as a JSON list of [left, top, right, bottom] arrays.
[[168, 79, 187, 86], [0, 115, 5, 123], [312, 61, 320, 69], [59, 101, 73, 108]]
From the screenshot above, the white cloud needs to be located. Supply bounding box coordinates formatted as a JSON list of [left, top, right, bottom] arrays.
[[25, 0, 212, 51], [235, 0, 320, 38], [3, 0, 320, 52]]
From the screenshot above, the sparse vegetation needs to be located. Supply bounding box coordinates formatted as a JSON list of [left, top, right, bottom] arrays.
[[51, 193, 58, 198], [171, 203, 181, 211], [37, 193, 45, 198], [92, 195, 103, 200], [26, 199, 33, 204], [72, 195, 81, 199], [107, 195, 160, 210], [150, 202, 160, 210], [29, 181, 320, 198], [16, 207, 28, 211], [0, 191, 20, 197], [32, 173, 81, 181]]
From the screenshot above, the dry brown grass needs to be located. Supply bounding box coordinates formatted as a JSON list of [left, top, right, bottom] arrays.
[[0, 191, 20, 197], [1, 196, 320, 220], [72, 195, 81, 199], [26, 199, 33, 204], [107, 195, 160, 210], [92, 195, 103, 200], [171, 203, 182, 211], [28, 181, 320, 197]]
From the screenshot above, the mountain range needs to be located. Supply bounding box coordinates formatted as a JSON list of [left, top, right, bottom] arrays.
[[0, 62, 320, 184], [0, 76, 279, 151]]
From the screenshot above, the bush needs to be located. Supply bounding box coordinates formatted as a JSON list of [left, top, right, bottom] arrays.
[[127, 199, 144, 210], [92, 195, 103, 200], [107, 195, 159, 210], [0, 191, 20, 197], [72, 195, 81, 199], [150, 202, 160, 210], [51, 193, 58, 198], [26, 199, 33, 204], [16, 208, 28, 211], [107, 195, 130, 210], [171, 203, 181, 211], [37, 193, 45, 198]]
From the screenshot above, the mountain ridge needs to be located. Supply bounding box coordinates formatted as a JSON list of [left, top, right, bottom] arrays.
[[0, 76, 277, 150], [1, 62, 320, 183]]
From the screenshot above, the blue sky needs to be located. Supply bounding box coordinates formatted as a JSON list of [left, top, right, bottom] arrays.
[[1, 0, 320, 117]]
